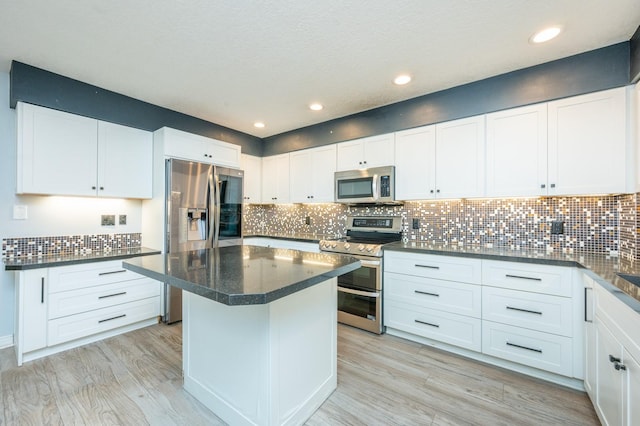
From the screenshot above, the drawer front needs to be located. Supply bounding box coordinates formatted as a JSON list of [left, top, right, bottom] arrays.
[[482, 321, 573, 376], [482, 287, 573, 337], [385, 300, 481, 351], [384, 272, 481, 318], [48, 278, 162, 320], [49, 260, 142, 293], [384, 251, 481, 284], [48, 297, 161, 346], [482, 260, 572, 296]]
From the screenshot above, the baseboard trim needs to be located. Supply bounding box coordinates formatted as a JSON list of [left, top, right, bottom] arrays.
[[0, 334, 14, 349]]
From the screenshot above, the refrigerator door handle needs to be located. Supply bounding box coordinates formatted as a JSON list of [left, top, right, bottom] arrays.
[[214, 168, 221, 247], [206, 167, 216, 248]]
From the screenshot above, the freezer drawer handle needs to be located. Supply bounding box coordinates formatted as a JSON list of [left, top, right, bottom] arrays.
[[98, 292, 127, 300], [415, 319, 439, 328], [415, 290, 440, 297], [98, 270, 127, 276], [98, 314, 126, 324], [506, 306, 542, 315], [415, 264, 439, 270], [505, 274, 541, 281], [506, 341, 542, 353]]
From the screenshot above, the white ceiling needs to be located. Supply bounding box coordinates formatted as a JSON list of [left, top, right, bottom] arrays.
[[0, 1, 639, 138]]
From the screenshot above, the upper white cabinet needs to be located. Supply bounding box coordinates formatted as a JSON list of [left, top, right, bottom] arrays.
[[156, 127, 241, 168], [486, 104, 548, 197], [547, 87, 629, 196], [241, 154, 262, 203], [262, 153, 290, 203], [17, 102, 152, 199], [290, 145, 337, 203], [336, 133, 395, 171], [394, 116, 485, 200], [394, 125, 436, 200]]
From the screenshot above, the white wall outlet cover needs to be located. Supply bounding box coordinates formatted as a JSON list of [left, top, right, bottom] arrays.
[[13, 205, 28, 220]]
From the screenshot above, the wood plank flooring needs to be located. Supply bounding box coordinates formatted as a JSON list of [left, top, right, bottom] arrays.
[[0, 324, 599, 425]]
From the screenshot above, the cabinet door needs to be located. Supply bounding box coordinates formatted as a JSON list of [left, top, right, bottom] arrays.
[[17, 102, 98, 196], [625, 349, 640, 426], [596, 320, 624, 426], [241, 154, 262, 203], [204, 138, 241, 168], [289, 150, 312, 202], [336, 139, 364, 171], [97, 121, 153, 199], [486, 104, 547, 197], [435, 115, 485, 198], [584, 279, 596, 398], [394, 125, 436, 200], [17, 270, 48, 353], [161, 127, 212, 163], [362, 133, 395, 168], [262, 154, 290, 203], [310, 144, 337, 202], [548, 87, 627, 195]]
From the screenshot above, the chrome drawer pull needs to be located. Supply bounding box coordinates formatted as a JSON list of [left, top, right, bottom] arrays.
[[415, 264, 439, 269], [415, 290, 439, 297], [98, 292, 127, 299], [506, 341, 542, 353], [415, 319, 439, 328], [506, 306, 542, 315], [98, 314, 126, 323], [505, 274, 541, 281], [98, 270, 127, 276]]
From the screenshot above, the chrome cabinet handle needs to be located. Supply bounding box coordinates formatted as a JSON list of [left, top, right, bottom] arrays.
[[415, 319, 439, 328], [41, 277, 45, 304], [98, 314, 126, 323], [98, 291, 127, 299], [506, 342, 542, 353], [98, 270, 127, 276], [415, 290, 439, 297], [506, 306, 542, 315], [505, 274, 541, 281], [415, 264, 439, 269]]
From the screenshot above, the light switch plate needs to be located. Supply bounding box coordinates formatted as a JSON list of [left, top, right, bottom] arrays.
[[13, 205, 28, 220], [101, 214, 116, 226], [119, 214, 127, 225]]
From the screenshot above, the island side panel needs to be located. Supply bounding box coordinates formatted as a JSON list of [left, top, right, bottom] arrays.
[[182, 277, 337, 426]]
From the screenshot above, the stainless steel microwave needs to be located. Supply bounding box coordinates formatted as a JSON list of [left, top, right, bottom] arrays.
[[334, 166, 395, 204]]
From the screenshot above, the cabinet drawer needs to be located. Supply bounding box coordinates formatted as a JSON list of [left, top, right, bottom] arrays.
[[48, 297, 161, 346], [482, 260, 573, 296], [48, 260, 142, 293], [482, 287, 573, 337], [49, 278, 161, 320], [384, 300, 481, 351], [482, 321, 573, 376], [384, 251, 481, 284], [384, 272, 481, 318]]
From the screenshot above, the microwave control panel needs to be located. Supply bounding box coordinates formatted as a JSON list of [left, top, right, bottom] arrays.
[[380, 175, 391, 197]]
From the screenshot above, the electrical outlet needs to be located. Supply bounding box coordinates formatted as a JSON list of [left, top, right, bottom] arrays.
[[412, 218, 420, 229], [305, 216, 311, 226], [551, 220, 564, 235], [101, 214, 116, 226]]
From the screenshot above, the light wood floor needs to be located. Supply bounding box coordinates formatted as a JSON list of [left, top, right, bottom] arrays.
[[0, 324, 599, 425]]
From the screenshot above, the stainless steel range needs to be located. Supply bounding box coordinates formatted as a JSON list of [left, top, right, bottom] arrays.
[[320, 216, 402, 334]]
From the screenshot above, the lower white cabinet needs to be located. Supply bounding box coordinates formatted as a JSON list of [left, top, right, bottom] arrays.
[[585, 274, 640, 426], [14, 259, 161, 366], [384, 250, 584, 386]]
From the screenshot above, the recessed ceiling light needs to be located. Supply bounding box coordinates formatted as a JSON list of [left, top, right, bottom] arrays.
[[254, 122, 265, 128], [309, 103, 323, 111], [530, 26, 562, 43], [394, 75, 411, 85]]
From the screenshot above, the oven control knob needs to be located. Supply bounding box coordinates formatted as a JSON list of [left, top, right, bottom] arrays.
[[344, 243, 351, 250], [331, 242, 338, 248], [358, 244, 365, 251], [366, 247, 373, 252]]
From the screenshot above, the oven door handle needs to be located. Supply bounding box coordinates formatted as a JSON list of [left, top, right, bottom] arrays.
[[358, 259, 380, 267], [338, 286, 380, 298]]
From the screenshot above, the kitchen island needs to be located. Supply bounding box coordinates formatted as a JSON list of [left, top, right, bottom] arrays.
[[123, 245, 360, 426]]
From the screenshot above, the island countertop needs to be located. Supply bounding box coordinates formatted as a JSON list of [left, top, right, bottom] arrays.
[[122, 245, 360, 306]]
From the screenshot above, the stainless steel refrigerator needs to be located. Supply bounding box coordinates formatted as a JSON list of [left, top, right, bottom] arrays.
[[164, 158, 244, 323]]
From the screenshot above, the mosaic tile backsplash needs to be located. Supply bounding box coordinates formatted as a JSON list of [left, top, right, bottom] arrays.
[[245, 195, 637, 257], [2, 233, 142, 259]]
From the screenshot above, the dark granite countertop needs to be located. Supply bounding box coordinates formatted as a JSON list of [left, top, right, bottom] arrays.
[[384, 242, 640, 312], [3, 247, 161, 271], [122, 245, 360, 306]]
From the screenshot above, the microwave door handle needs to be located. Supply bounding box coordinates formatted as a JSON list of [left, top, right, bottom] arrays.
[[371, 174, 379, 201]]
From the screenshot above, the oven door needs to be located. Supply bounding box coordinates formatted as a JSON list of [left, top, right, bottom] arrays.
[[337, 257, 382, 334]]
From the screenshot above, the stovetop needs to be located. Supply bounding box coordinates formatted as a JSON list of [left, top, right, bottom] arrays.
[[319, 216, 402, 257]]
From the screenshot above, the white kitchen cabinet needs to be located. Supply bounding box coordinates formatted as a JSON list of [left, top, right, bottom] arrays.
[[435, 116, 485, 199], [155, 126, 241, 168], [336, 133, 395, 171], [241, 154, 262, 203], [547, 87, 629, 196], [394, 125, 436, 200], [486, 104, 548, 197], [262, 153, 290, 203], [290, 145, 336, 203], [17, 102, 153, 198], [584, 275, 596, 397], [13, 260, 161, 366]]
